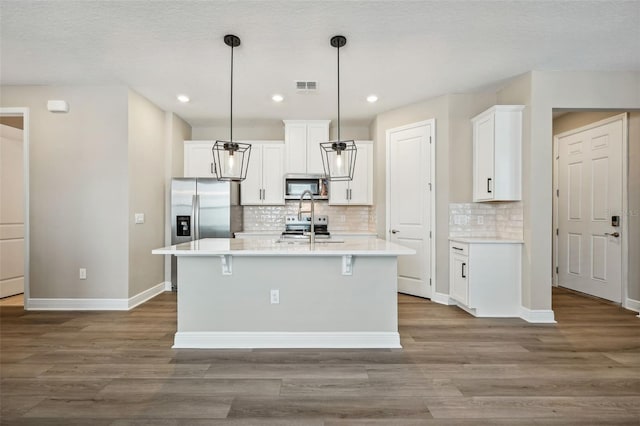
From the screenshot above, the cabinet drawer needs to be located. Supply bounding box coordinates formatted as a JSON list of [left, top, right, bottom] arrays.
[[449, 241, 469, 256]]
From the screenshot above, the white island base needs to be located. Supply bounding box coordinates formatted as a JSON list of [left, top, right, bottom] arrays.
[[153, 238, 415, 349]]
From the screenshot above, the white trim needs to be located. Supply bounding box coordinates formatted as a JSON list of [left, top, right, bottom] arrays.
[[173, 331, 402, 349], [127, 282, 167, 309], [431, 291, 455, 305], [385, 119, 437, 298], [624, 297, 640, 313], [27, 282, 167, 311], [164, 281, 173, 291], [0, 108, 29, 309], [519, 306, 557, 323]]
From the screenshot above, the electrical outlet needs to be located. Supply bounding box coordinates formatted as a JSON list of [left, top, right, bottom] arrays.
[[134, 213, 145, 224], [270, 289, 279, 304], [79, 268, 87, 280], [477, 216, 484, 225]]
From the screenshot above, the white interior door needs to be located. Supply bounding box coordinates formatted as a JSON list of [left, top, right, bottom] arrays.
[[0, 124, 25, 298], [557, 116, 624, 302], [387, 121, 434, 298]]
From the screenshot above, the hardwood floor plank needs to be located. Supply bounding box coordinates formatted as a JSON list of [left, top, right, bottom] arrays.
[[1, 287, 639, 423], [227, 397, 433, 419]]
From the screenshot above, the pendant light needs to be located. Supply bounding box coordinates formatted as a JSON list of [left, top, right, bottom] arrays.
[[212, 34, 251, 181], [320, 35, 357, 181]]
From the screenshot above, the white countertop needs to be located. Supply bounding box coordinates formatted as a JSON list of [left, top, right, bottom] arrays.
[[449, 237, 524, 244], [153, 237, 415, 257]]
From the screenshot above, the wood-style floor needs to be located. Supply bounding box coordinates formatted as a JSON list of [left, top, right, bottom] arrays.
[[1, 288, 639, 425]]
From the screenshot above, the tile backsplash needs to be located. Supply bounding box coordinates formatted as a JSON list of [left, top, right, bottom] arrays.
[[243, 202, 376, 232], [449, 202, 523, 240]]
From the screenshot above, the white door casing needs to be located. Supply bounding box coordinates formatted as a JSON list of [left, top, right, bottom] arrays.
[[556, 114, 626, 303], [0, 108, 29, 307], [386, 120, 435, 298]]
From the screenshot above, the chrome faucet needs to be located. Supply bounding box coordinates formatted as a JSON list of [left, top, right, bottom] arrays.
[[298, 190, 315, 248]]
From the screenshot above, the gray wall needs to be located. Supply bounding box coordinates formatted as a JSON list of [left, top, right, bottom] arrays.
[[1, 86, 130, 299], [192, 120, 371, 141], [497, 71, 640, 311], [553, 110, 640, 302], [127, 90, 167, 297], [369, 92, 496, 296]]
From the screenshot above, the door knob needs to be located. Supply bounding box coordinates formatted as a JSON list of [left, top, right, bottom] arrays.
[[604, 232, 620, 238], [390, 229, 399, 234]]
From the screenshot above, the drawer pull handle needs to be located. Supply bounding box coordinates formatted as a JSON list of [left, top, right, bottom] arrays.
[[487, 178, 492, 193], [452, 247, 464, 251], [462, 262, 467, 278]]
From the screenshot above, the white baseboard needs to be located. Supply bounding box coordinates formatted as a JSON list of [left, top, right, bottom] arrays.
[[164, 281, 173, 291], [173, 331, 402, 349], [27, 282, 168, 311], [624, 297, 640, 317], [519, 306, 557, 323], [128, 282, 167, 309], [431, 291, 455, 305]]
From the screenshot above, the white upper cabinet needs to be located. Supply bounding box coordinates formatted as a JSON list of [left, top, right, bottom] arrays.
[[472, 105, 524, 202], [283, 120, 330, 175], [240, 141, 285, 206], [184, 141, 216, 177], [329, 141, 373, 206]]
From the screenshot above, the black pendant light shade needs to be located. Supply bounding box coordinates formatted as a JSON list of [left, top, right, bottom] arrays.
[[213, 34, 251, 181], [321, 35, 356, 181]]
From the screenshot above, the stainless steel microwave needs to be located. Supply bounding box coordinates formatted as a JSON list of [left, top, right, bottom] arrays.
[[284, 175, 328, 200]]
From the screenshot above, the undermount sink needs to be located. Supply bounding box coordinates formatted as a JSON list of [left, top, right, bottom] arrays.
[[275, 238, 344, 245]]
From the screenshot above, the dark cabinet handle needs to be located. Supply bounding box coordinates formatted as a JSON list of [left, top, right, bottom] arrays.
[[462, 262, 466, 278], [487, 178, 492, 193], [452, 247, 463, 251]]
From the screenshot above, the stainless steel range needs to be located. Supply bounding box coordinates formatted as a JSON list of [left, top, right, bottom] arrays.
[[281, 215, 330, 239]]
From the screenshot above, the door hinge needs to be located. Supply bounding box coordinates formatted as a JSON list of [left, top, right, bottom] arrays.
[[429, 231, 432, 238], [429, 136, 432, 144], [429, 278, 432, 286], [556, 189, 559, 197], [428, 182, 432, 191], [555, 266, 559, 274], [556, 228, 559, 236]]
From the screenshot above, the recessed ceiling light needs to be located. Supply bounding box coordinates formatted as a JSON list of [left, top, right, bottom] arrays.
[[366, 95, 378, 103], [177, 94, 190, 103], [272, 94, 284, 102]]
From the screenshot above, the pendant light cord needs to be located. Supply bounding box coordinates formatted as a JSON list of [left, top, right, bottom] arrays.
[[230, 43, 234, 143], [337, 43, 340, 142]]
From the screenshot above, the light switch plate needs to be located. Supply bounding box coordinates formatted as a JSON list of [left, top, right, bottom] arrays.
[[135, 213, 145, 224]]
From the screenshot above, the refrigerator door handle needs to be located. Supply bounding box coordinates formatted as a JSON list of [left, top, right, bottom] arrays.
[[191, 194, 198, 241]]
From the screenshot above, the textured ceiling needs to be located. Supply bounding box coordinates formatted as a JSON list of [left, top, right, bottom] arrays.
[[1, 1, 639, 126]]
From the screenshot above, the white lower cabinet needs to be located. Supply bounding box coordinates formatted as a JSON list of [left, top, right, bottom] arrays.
[[449, 239, 522, 317]]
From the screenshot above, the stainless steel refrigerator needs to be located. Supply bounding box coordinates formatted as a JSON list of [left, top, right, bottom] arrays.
[[170, 178, 242, 290]]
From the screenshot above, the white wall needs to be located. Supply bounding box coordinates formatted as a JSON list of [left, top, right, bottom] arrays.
[[1, 86, 130, 299]]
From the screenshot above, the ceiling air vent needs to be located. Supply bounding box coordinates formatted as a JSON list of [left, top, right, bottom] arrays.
[[295, 81, 318, 92]]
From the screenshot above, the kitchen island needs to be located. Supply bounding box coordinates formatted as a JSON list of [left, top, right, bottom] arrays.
[[152, 238, 415, 349]]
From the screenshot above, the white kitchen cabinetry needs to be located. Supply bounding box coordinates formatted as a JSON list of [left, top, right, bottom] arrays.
[[241, 141, 285, 205], [449, 239, 522, 317], [472, 105, 524, 202], [283, 120, 330, 175], [329, 141, 373, 206], [184, 141, 216, 177]]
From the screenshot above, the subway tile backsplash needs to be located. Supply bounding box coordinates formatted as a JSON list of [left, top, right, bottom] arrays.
[[243, 202, 376, 232], [449, 202, 523, 240]]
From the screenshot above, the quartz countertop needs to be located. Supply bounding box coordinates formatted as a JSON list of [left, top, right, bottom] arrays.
[[153, 237, 415, 257], [235, 231, 378, 237], [449, 237, 524, 244]]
